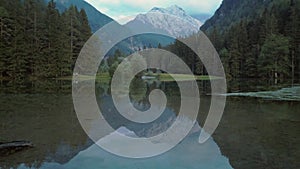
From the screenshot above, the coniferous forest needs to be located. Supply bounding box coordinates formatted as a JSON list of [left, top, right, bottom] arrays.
[[1, 0, 300, 82], [202, 0, 300, 80], [0, 0, 92, 81]]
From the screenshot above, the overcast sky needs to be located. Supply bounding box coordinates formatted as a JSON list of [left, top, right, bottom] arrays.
[[84, 0, 223, 24]]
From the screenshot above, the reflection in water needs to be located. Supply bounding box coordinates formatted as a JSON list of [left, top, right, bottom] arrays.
[[0, 93, 92, 169], [0, 79, 299, 169], [213, 97, 300, 169], [39, 132, 232, 169]]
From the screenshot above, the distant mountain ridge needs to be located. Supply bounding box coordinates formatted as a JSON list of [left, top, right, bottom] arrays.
[[191, 14, 212, 23], [201, 0, 275, 32], [46, 0, 113, 32], [125, 5, 202, 38]]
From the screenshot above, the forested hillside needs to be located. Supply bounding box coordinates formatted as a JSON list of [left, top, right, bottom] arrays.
[[0, 0, 92, 81], [201, 0, 300, 80], [46, 0, 113, 32]]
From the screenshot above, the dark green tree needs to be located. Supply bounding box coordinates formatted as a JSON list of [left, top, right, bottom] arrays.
[[0, 6, 10, 79], [285, 0, 300, 79], [258, 34, 290, 79]]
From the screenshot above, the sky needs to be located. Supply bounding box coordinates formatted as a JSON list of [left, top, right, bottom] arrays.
[[84, 0, 223, 24]]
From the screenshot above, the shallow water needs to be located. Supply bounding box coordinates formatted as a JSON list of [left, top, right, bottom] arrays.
[[226, 86, 300, 101]]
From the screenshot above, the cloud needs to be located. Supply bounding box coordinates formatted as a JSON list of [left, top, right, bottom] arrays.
[[85, 0, 222, 24]]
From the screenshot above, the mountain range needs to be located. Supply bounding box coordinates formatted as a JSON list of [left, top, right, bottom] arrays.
[[49, 1, 202, 38], [125, 5, 202, 38], [47, 1, 207, 54]]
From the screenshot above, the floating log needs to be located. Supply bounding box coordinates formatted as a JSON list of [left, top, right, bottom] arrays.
[[0, 141, 33, 156]]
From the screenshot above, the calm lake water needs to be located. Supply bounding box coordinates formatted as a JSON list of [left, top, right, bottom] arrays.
[[0, 79, 299, 169]]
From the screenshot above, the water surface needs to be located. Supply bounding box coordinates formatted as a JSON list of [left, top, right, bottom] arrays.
[[0, 79, 299, 169]]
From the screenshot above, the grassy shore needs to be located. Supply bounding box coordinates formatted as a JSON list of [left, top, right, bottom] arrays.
[[56, 73, 221, 82], [156, 74, 221, 82]]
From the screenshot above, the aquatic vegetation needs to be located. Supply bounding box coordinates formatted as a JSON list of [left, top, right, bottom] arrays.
[[226, 86, 300, 101]]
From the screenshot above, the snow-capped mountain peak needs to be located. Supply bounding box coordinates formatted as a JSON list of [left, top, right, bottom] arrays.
[[166, 5, 186, 16], [149, 5, 185, 16], [125, 5, 202, 38], [150, 7, 165, 13]]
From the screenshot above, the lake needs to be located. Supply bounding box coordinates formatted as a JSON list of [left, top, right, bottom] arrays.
[[0, 79, 299, 169]]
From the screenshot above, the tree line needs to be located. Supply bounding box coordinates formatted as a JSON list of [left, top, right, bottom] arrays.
[[0, 0, 92, 81], [204, 0, 300, 80]]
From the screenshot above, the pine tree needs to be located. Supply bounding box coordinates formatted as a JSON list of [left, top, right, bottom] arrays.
[[237, 21, 249, 77], [0, 6, 10, 79], [209, 26, 222, 51], [258, 34, 290, 79], [24, 0, 36, 76], [6, 0, 28, 81], [285, 0, 300, 79], [245, 20, 260, 78], [63, 5, 88, 73], [63, 6, 75, 72], [228, 27, 242, 78], [219, 48, 231, 78], [79, 9, 91, 42], [44, 0, 61, 77]]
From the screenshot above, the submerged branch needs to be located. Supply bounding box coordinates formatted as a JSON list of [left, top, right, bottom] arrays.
[[0, 141, 34, 156]]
